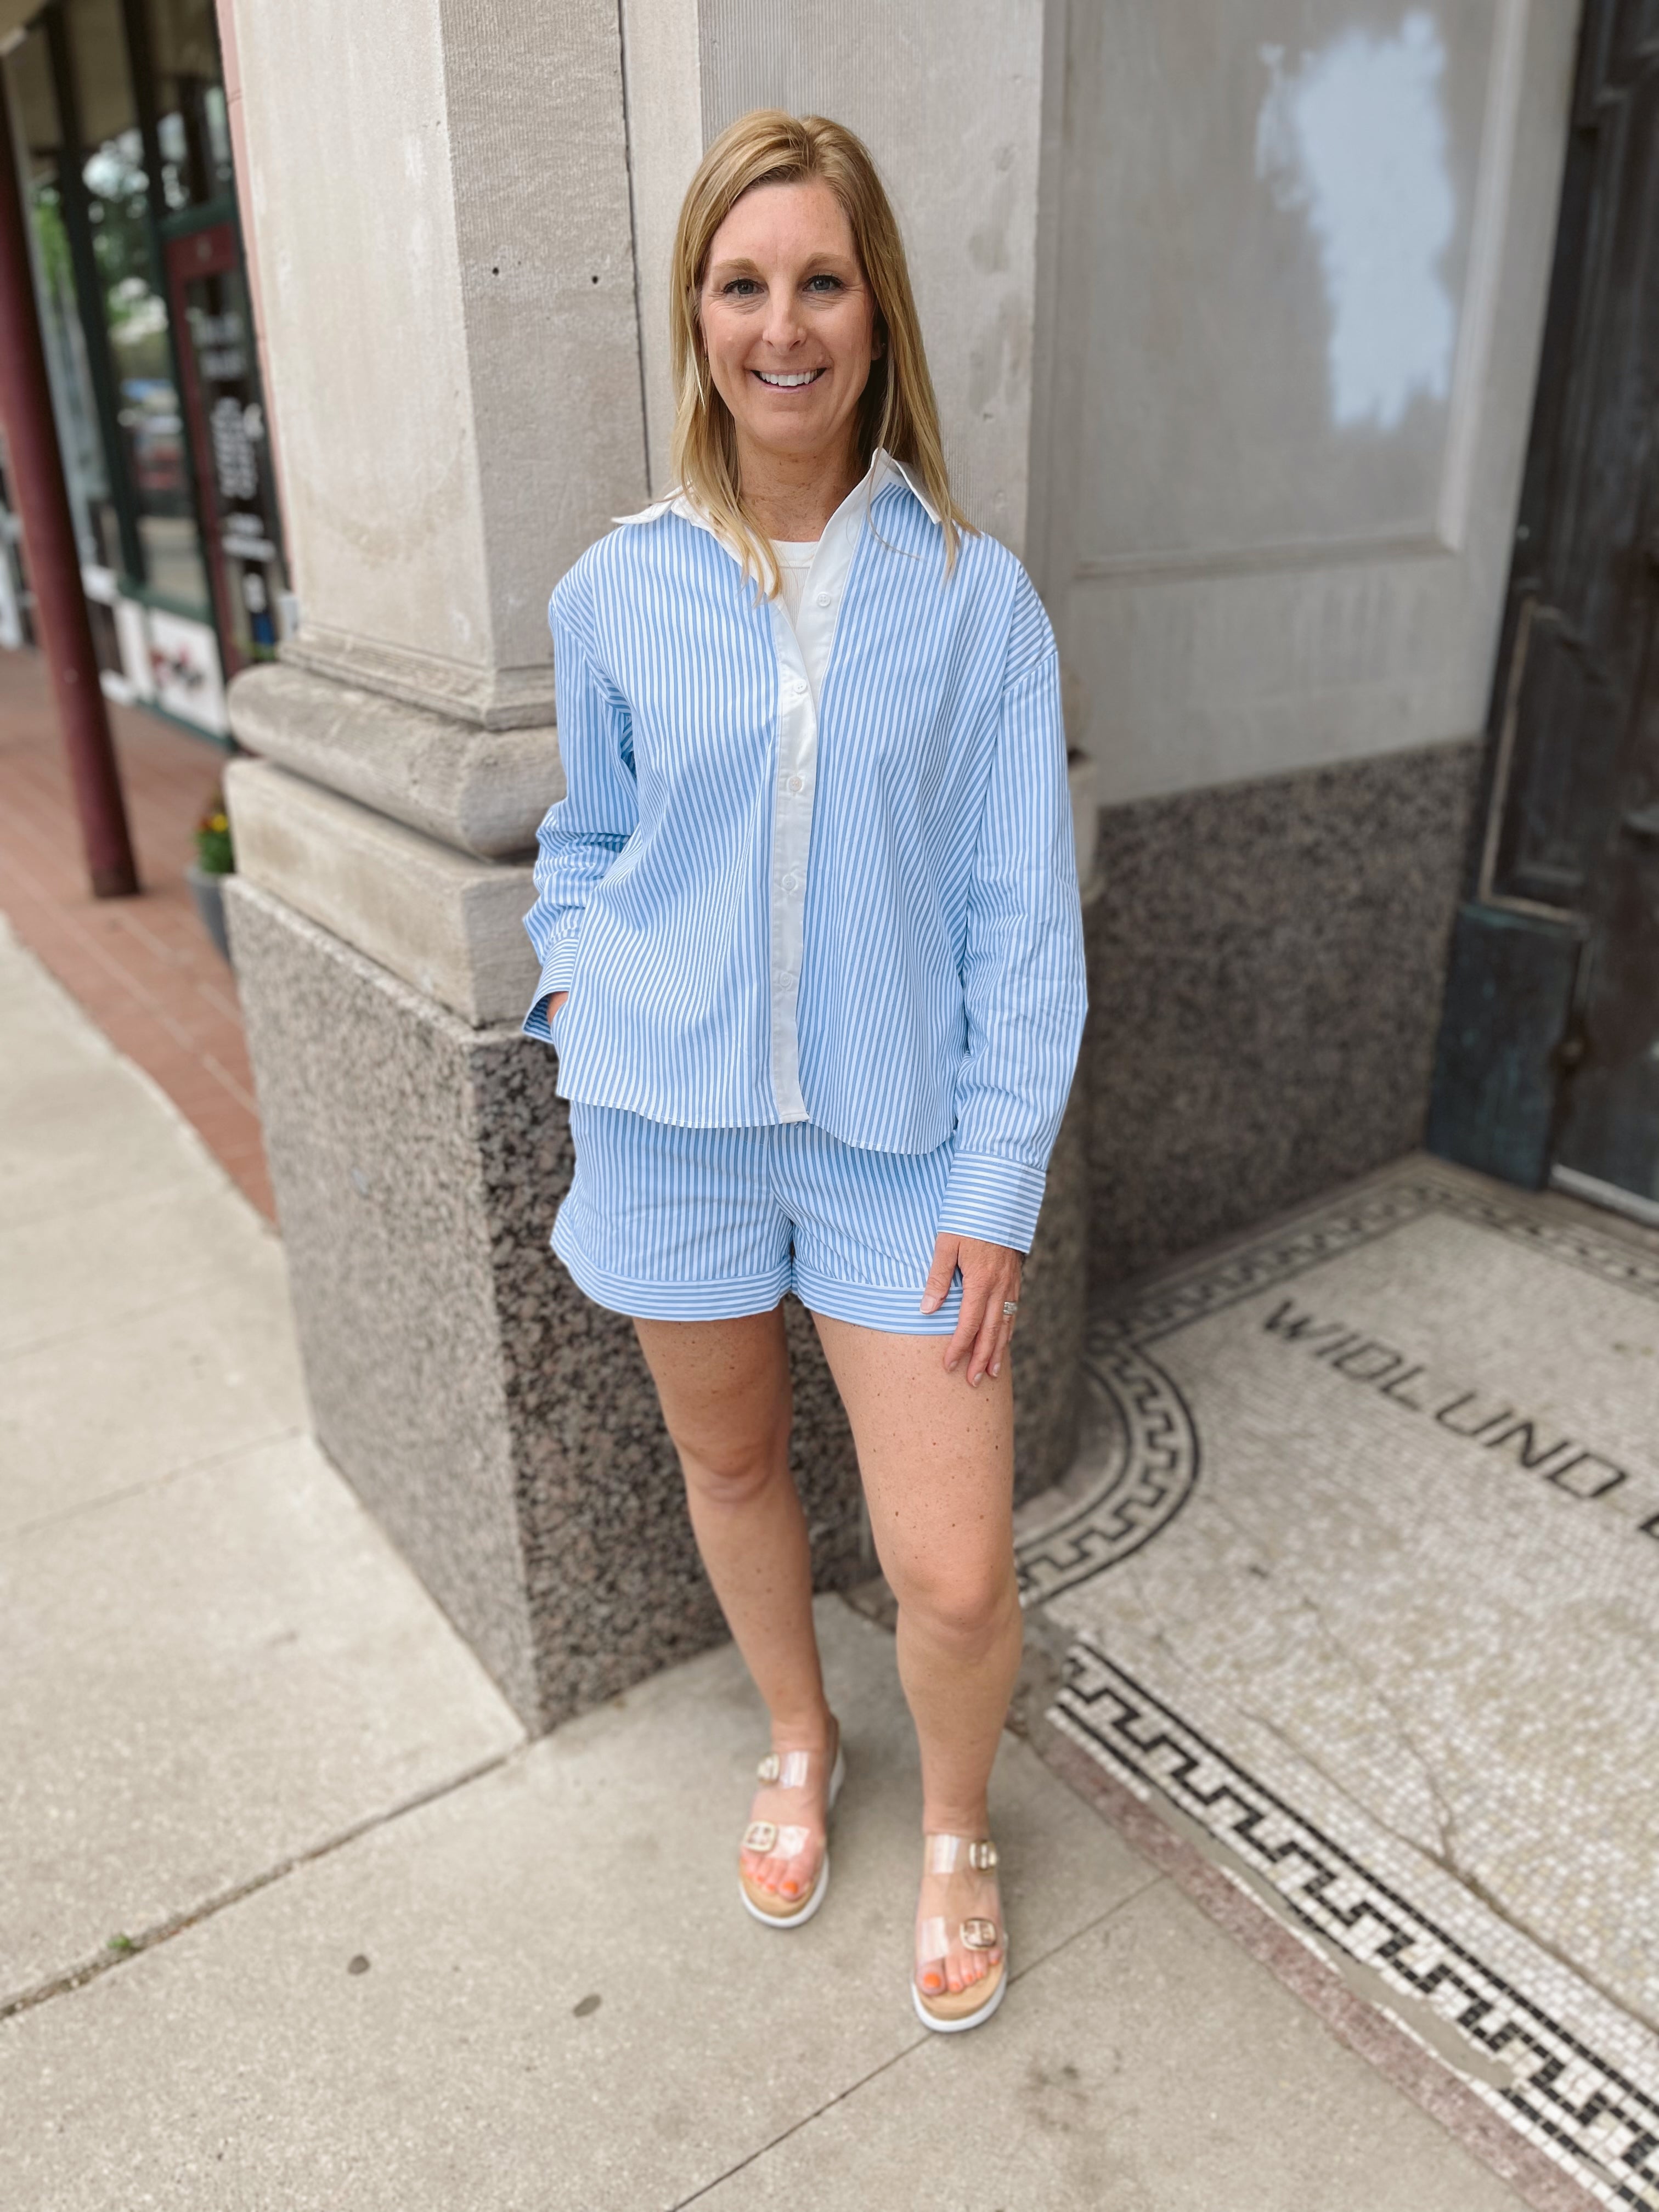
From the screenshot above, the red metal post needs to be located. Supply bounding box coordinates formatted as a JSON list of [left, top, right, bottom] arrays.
[[0, 70, 138, 898]]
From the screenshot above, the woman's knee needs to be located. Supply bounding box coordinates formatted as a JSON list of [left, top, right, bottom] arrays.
[[890, 1553, 1019, 1650], [674, 1419, 791, 1510]]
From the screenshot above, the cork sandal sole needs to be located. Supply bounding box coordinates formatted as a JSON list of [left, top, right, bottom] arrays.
[[913, 1955, 1007, 2033]]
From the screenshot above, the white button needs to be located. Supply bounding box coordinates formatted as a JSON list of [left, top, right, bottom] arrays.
[[787, 774, 805, 793], [781, 874, 800, 893], [816, 591, 832, 608], [782, 676, 805, 697]]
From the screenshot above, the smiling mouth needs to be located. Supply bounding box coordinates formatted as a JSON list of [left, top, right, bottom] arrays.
[[753, 369, 826, 388]]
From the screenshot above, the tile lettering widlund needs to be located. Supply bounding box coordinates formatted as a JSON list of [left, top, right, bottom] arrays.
[[1252, 1295, 1659, 1543], [1018, 1163, 1659, 2212]]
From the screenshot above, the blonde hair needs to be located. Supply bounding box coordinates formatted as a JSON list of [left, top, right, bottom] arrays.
[[669, 110, 972, 594]]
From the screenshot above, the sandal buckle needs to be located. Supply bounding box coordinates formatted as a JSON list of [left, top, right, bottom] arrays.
[[743, 1820, 778, 1853], [755, 1753, 781, 1783], [968, 1839, 998, 1870], [961, 1917, 1000, 1951]]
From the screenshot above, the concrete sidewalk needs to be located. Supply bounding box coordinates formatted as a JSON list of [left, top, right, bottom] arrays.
[[0, 918, 1530, 2210]]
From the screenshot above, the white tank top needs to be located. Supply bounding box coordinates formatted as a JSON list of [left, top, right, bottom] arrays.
[[770, 539, 819, 629]]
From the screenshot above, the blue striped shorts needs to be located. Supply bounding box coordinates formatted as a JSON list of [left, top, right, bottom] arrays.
[[552, 1103, 964, 1333]]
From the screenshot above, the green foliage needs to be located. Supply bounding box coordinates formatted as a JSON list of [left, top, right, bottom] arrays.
[[27, 184, 73, 303], [194, 794, 234, 875]]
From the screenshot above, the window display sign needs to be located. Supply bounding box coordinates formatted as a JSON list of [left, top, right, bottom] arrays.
[[164, 218, 287, 676], [145, 604, 227, 733]]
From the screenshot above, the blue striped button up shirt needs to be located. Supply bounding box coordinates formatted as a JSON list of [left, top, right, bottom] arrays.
[[521, 450, 1086, 1253]]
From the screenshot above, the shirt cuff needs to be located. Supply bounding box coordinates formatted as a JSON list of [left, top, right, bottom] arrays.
[[521, 928, 582, 1042], [935, 1152, 1048, 1254]]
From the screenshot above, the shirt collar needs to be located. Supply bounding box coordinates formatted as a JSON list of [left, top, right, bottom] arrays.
[[610, 445, 943, 544]]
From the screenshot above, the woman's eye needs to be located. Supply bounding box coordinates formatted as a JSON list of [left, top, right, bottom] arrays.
[[805, 274, 843, 294], [722, 277, 761, 298]]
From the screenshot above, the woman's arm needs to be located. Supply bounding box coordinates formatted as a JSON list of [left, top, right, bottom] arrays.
[[521, 584, 639, 1041], [922, 595, 1088, 1382]]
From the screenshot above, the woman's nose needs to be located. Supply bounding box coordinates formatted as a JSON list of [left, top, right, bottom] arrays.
[[760, 295, 806, 353]]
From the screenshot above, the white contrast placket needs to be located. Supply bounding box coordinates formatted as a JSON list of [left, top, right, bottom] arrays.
[[764, 477, 870, 1120], [610, 452, 934, 1126]]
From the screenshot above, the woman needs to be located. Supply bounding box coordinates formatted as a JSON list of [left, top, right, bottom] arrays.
[[522, 111, 1086, 2033]]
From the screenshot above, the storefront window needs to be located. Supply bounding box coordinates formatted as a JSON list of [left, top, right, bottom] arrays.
[[2, 0, 285, 721], [7, 21, 124, 578], [147, 0, 234, 211], [171, 233, 286, 661], [67, 0, 210, 613]]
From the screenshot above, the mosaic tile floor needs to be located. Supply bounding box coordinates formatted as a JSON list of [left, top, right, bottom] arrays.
[[1016, 1160, 1659, 2211]]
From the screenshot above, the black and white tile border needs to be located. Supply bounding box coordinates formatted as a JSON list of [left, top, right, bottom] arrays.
[[1015, 1338, 1200, 1605], [1101, 1169, 1659, 1359], [1052, 1642, 1659, 2211], [1019, 1165, 1659, 2211], [1018, 1165, 1659, 1607]]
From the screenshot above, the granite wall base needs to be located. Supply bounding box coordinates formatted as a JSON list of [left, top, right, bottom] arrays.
[[227, 880, 1087, 1729], [1082, 737, 1482, 1288], [1011, 1064, 1089, 1497]]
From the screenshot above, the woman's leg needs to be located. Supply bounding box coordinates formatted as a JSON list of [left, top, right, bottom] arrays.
[[633, 1308, 837, 1902], [810, 1314, 1020, 1995]]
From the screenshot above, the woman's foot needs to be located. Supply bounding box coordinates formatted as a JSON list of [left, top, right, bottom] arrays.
[[738, 1713, 842, 1923], [914, 1831, 1006, 2028]]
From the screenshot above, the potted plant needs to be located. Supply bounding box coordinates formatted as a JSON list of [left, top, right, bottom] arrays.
[[187, 791, 234, 962]]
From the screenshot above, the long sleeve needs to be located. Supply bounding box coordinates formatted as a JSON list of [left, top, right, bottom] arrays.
[[934, 622, 1087, 1252], [521, 583, 639, 1042], [515, 484, 1082, 1154]]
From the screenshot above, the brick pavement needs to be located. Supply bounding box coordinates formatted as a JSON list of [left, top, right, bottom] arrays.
[[0, 647, 273, 1219]]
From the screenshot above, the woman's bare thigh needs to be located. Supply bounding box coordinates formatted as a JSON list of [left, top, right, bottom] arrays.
[[810, 1313, 1015, 1600], [632, 1306, 793, 1477]]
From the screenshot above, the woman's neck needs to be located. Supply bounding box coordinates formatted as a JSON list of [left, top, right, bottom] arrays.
[[735, 427, 866, 542]]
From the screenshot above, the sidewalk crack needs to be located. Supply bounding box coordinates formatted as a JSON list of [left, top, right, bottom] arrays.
[[0, 1742, 525, 2024], [666, 1892, 1160, 2207], [1, 1425, 309, 1542]]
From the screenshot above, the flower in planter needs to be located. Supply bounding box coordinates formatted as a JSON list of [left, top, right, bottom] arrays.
[[195, 793, 234, 877]]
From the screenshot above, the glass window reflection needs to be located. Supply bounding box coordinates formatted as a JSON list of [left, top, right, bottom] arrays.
[[148, 0, 235, 211], [8, 22, 124, 577], [68, 0, 210, 613]]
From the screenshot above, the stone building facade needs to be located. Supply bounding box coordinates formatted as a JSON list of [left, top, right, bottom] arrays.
[[215, 0, 1583, 1729]]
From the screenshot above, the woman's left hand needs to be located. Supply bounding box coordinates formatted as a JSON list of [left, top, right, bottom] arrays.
[[921, 1234, 1023, 1387]]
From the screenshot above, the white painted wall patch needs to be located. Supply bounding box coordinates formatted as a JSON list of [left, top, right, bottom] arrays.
[[1257, 12, 1457, 433]]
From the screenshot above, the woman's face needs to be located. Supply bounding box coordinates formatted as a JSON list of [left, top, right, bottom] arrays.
[[699, 178, 879, 475]]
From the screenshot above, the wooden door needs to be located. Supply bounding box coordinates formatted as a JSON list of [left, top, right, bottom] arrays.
[[1430, 0, 1659, 1221]]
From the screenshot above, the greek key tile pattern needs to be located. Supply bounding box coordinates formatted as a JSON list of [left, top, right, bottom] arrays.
[[1019, 1163, 1659, 1606], [1102, 1169, 1659, 1357], [1053, 1643, 1659, 2211], [1019, 1160, 1659, 2211], [1015, 1340, 1200, 1604]]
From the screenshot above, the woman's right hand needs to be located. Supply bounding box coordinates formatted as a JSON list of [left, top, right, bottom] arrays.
[[546, 989, 569, 1024]]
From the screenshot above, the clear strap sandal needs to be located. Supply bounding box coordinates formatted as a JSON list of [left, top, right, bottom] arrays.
[[913, 1832, 1007, 2032], [738, 1719, 846, 1929]]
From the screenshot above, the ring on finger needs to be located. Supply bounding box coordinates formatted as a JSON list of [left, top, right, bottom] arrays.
[[1002, 1299, 1019, 1318]]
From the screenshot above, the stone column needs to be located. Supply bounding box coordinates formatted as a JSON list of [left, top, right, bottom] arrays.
[[222, 0, 1087, 1733]]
